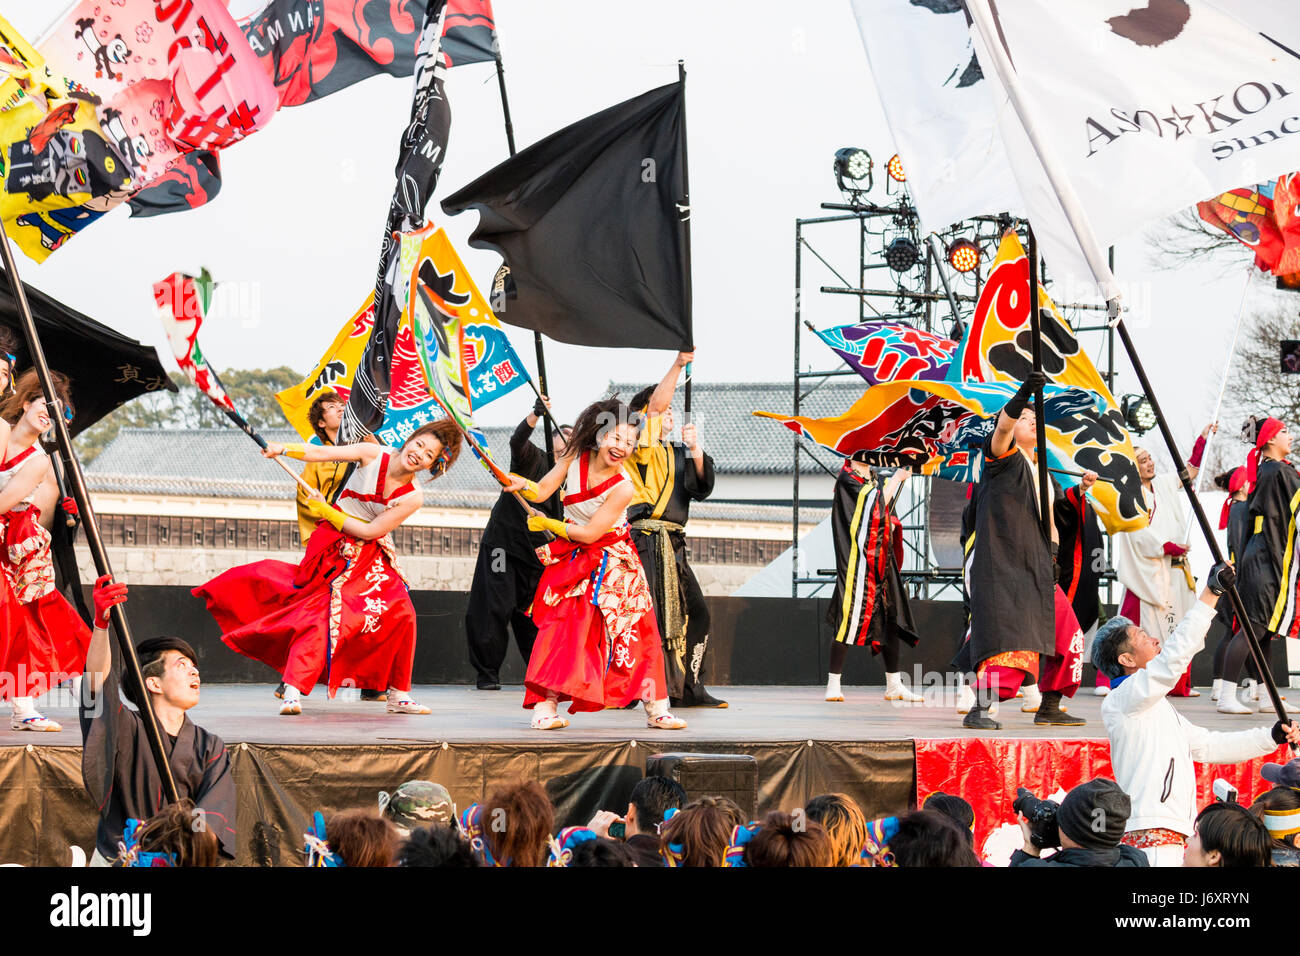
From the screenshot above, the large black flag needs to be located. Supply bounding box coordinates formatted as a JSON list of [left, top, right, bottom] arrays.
[[341, 0, 451, 443], [0, 271, 176, 434], [441, 81, 692, 351]]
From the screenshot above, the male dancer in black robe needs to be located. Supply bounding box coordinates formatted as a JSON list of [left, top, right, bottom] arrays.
[[628, 352, 726, 708], [80, 576, 236, 864], [1054, 471, 1105, 695], [963, 371, 1084, 730], [824, 458, 919, 702], [465, 397, 566, 690], [1211, 466, 1250, 703]]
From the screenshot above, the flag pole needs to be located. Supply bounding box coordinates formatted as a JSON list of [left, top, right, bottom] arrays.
[[1027, 225, 1051, 541], [1182, 268, 1252, 541], [493, 43, 555, 466], [678, 60, 694, 417], [0, 224, 180, 800], [966, 0, 1291, 734]]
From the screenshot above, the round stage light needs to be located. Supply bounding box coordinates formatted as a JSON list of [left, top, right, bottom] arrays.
[[1121, 394, 1157, 435], [887, 154, 906, 182], [834, 147, 873, 193], [947, 238, 981, 274], [885, 236, 920, 273]]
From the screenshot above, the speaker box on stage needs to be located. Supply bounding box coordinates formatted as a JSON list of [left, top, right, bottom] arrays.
[[646, 753, 759, 819]]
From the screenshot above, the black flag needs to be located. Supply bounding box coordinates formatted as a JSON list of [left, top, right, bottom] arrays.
[[341, 0, 451, 443], [441, 81, 692, 350], [0, 271, 176, 433]]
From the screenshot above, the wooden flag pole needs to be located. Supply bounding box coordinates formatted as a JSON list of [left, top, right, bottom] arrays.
[[0, 222, 179, 802]]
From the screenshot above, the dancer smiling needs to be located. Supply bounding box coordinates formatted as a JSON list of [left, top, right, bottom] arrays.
[[195, 420, 462, 716], [505, 397, 686, 732], [0, 370, 90, 732]]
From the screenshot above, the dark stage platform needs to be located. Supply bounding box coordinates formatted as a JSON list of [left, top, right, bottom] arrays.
[[2, 684, 1292, 866]]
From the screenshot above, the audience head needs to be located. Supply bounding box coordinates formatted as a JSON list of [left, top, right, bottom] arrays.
[[398, 824, 479, 868], [381, 780, 455, 835], [888, 811, 981, 867], [118, 799, 219, 868], [742, 811, 833, 867], [659, 795, 745, 867], [923, 791, 976, 842], [627, 776, 687, 837], [324, 809, 400, 867], [1185, 802, 1273, 867], [568, 836, 637, 867], [1056, 778, 1130, 851], [482, 780, 555, 868], [1249, 786, 1300, 849], [805, 793, 869, 867]]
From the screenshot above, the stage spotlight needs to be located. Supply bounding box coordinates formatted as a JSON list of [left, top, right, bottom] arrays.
[[1121, 394, 1157, 435], [947, 238, 980, 273], [834, 147, 873, 194], [887, 154, 906, 183], [884, 236, 920, 273]]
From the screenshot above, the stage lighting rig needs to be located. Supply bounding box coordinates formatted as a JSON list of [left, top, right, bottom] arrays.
[[947, 238, 980, 273], [885, 236, 921, 273], [886, 154, 905, 183], [834, 147, 873, 197], [1121, 394, 1157, 435]]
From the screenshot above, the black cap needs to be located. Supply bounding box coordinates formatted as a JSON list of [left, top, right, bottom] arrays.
[[1262, 759, 1300, 789], [1057, 779, 1130, 850]]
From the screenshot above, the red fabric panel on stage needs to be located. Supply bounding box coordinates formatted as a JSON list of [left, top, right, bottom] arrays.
[[915, 738, 1293, 854]]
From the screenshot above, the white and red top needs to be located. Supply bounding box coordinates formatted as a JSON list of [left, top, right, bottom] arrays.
[[0, 445, 46, 508], [561, 454, 630, 528], [336, 448, 417, 522]]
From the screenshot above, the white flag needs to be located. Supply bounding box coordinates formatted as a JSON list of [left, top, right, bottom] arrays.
[[848, 0, 1024, 231], [965, 0, 1300, 301]]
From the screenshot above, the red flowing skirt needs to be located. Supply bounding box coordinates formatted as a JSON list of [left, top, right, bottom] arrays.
[[523, 532, 667, 714], [0, 508, 90, 700], [193, 524, 416, 697]]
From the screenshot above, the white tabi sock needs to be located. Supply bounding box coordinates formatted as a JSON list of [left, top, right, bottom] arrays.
[[825, 672, 843, 700]]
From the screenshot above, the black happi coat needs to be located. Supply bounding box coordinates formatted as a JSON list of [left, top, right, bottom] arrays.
[[482, 417, 564, 563], [826, 463, 917, 649], [966, 434, 1055, 667], [80, 657, 236, 861], [1053, 481, 1104, 632], [1237, 458, 1300, 637], [1217, 498, 1251, 630]]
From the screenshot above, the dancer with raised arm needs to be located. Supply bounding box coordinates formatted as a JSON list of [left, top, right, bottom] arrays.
[[195, 420, 462, 716], [0, 370, 89, 732], [504, 398, 686, 732]]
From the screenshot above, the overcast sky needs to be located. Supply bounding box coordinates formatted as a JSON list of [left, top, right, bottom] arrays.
[[2, 0, 1282, 456]]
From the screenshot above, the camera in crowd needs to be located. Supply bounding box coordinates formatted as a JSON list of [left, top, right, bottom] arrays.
[[1012, 787, 1060, 849]]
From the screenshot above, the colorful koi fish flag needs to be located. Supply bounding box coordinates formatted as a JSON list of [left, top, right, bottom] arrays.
[[812, 321, 956, 386], [950, 231, 1145, 533], [278, 225, 527, 463], [755, 379, 1095, 482]]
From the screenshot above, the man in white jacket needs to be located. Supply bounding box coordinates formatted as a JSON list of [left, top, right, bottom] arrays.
[[1092, 563, 1299, 866]]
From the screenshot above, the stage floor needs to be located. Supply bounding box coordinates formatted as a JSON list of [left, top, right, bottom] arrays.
[[4, 682, 1275, 747]]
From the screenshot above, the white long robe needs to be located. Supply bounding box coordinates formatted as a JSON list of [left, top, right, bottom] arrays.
[[1113, 473, 1197, 641]]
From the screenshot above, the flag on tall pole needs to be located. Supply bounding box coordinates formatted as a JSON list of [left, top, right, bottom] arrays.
[[340, 0, 450, 444], [442, 81, 692, 351]]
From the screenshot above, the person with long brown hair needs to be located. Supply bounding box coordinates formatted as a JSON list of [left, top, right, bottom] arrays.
[[805, 793, 870, 867], [116, 799, 220, 868], [741, 811, 835, 867], [659, 795, 745, 866], [195, 419, 463, 717], [460, 780, 555, 867], [0, 369, 89, 732], [504, 398, 685, 731]]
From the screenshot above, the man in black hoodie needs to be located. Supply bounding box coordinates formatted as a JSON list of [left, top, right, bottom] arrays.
[[1010, 778, 1148, 867]]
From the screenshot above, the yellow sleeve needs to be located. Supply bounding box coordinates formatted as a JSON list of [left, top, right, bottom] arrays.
[[631, 412, 664, 465]]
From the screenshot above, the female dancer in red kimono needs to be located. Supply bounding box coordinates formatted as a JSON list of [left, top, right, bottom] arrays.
[[0, 370, 89, 732], [505, 398, 687, 732], [195, 420, 461, 716]]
